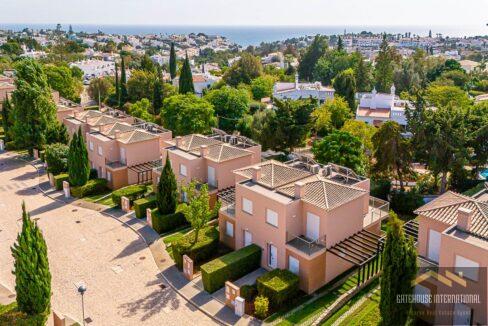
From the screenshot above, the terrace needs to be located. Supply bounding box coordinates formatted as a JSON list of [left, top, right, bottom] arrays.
[[286, 233, 327, 256]]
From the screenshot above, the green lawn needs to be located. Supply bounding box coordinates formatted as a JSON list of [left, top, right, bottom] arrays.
[[0, 302, 48, 325], [321, 280, 379, 326], [83, 190, 116, 207], [334, 289, 380, 326], [162, 226, 192, 246], [273, 272, 359, 326]]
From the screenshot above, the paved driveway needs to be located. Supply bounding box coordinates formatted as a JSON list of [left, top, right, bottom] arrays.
[[0, 152, 215, 325]]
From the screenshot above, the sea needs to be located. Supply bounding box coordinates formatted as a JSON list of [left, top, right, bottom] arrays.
[[1, 24, 487, 47]]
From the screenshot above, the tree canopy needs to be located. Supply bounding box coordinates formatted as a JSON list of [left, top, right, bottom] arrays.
[[204, 86, 250, 132], [223, 52, 263, 87]]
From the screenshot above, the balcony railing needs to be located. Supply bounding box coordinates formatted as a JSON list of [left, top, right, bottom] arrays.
[[105, 158, 126, 169], [286, 233, 326, 256], [364, 196, 389, 227], [220, 203, 235, 218]]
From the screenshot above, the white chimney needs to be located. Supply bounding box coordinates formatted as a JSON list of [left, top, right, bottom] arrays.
[[294, 181, 306, 199], [175, 136, 182, 148], [114, 129, 121, 139], [457, 207, 473, 231], [295, 73, 299, 89], [251, 166, 261, 182], [200, 145, 208, 157]]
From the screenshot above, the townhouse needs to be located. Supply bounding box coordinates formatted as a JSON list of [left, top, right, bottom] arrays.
[[273, 74, 335, 104], [218, 158, 389, 294], [355, 85, 414, 128], [153, 131, 261, 204], [414, 191, 488, 325]]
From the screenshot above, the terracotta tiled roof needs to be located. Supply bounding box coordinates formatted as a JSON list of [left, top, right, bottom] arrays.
[[356, 107, 391, 118], [277, 175, 366, 210], [414, 191, 488, 238], [235, 160, 312, 189], [76, 110, 103, 120], [103, 122, 135, 137], [89, 115, 120, 126], [117, 130, 158, 144], [172, 134, 221, 151], [190, 143, 251, 162]]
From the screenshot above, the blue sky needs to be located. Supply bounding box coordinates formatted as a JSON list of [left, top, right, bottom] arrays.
[[1, 0, 487, 27]]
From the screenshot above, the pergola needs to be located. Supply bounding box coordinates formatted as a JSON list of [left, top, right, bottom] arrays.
[[328, 229, 383, 286], [128, 160, 162, 184], [217, 186, 235, 205]]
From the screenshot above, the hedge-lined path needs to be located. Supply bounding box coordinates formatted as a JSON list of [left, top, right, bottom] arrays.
[[0, 151, 215, 326]]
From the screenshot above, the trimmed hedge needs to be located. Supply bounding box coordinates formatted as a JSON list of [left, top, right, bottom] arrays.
[[45, 143, 69, 175], [151, 209, 188, 233], [71, 178, 108, 198], [256, 269, 299, 310], [201, 244, 262, 293], [240, 284, 258, 302], [111, 184, 147, 207], [54, 173, 69, 190], [173, 226, 219, 270], [133, 197, 157, 219]]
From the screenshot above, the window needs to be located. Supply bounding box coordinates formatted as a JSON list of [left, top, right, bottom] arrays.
[[179, 164, 187, 176], [266, 209, 278, 227], [107, 171, 112, 182], [242, 198, 253, 214], [288, 256, 299, 275], [98, 146, 103, 156], [455, 255, 479, 281], [226, 221, 234, 237], [89, 141, 94, 151], [268, 244, 277, 268], [414, 284, 431, 307]]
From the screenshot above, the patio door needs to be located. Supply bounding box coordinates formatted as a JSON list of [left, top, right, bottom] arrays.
[[120, 147, 126, 165], [244, 230, 252, 246], [306, 212, 320, 241], [427, 229, 441, 263], [268, 244, 277, 269], [208, 166, 216, 187]]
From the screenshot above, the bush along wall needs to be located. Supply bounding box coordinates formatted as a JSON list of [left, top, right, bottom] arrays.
[[71, 179, 108, 198], [201, 244, 262, 293], [172, 226, 219, 270], [256, 269, 299, 310], [134, 197, 157, 219], [53, 173, 69, 190], [150, 209, 188, 233], [111, 184, 147, 207]]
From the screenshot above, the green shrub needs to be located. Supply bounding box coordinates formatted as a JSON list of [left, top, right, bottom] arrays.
[[172, 226, 219, 270], [89, 168, 98, 180], [53, 173, 69, 190], [201, 244, 262, 293], [254, 296, 269, 319], [390, 190, 424, 217], [240, 284, 258, 302], [256, 269, 299, 310], [39, 150, 45, 162], [71, 178, 108, 198], [134, 197, 157, 219], [44, 143, 69, 175], [151, 209, 188, 233], [5, 141, 17, 150], [111, 184, 147, 207]]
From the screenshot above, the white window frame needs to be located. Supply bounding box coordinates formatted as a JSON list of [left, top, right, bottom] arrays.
[[179, 164, 187, 176], [455, 255, 479, 281], [266, 209, 278, 227], [97, 145, 103, 156], [89, 141, 94, 151], [288, 256, 299, 275], [414, 284, 431, 307], [268, 244, 278, 269], [225, 221, 234, 237], [242, 197, 253, 215]]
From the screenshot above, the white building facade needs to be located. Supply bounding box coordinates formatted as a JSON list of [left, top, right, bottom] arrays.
[[272, 74, 335, 103]]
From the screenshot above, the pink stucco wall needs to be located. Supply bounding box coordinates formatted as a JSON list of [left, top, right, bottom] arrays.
[[417, 215, 450, 258]]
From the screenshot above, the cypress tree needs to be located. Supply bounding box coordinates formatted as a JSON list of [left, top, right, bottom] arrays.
[[120, 55, 128, 106], [337, 36, 344, 52], [152, 78, 163, 115], [169, 42, 177, 80], [156, 155, 178, 214], [114, 61, 120, 107], [380, 212, 418, 326], [178, 54, 195, 94], [68, 129, 90, 187], [11, 202, 51, 317], [2, 96, 11, 142]]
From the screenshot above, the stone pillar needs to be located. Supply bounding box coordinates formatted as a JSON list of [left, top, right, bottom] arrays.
[[0, 139, 4, 151], [235, 296, 245, 317], [52, 311, 66, 326], [48, 173, 55, 187], [183, 255, 194, 281], [146, 208, 153, 227], [121, 196, 131, 212], [62, 181, 70, 198], [225, 281, 240, 308], [33, 148, 39, 159]]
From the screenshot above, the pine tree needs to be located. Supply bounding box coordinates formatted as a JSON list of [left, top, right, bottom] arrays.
[[114, 61, 120, 107], [11, 202, 51, 316], [355, 54, 372, 92], [156, 156, 178, 214], [119, 55, 128, 106], [68, 129, 90, 187], [169, 42, 177, 80], [2, 96, 11, 142], [152, 78, 163, 115], [333, 68, 357, 109], [374, 35, 400, 93], [380, 212, 418, 326], [178, 54, 195, 94]]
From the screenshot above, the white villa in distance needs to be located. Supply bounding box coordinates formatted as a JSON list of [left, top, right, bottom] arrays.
[[273, 74, 335, 103], [355, 85, 413, 128]]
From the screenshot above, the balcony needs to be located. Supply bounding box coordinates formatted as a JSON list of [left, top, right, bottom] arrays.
[[286, 233, 326, 256], [105, 159, 126, 169], [363, 196, 389, 228], [220, 203, 236, 218]]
